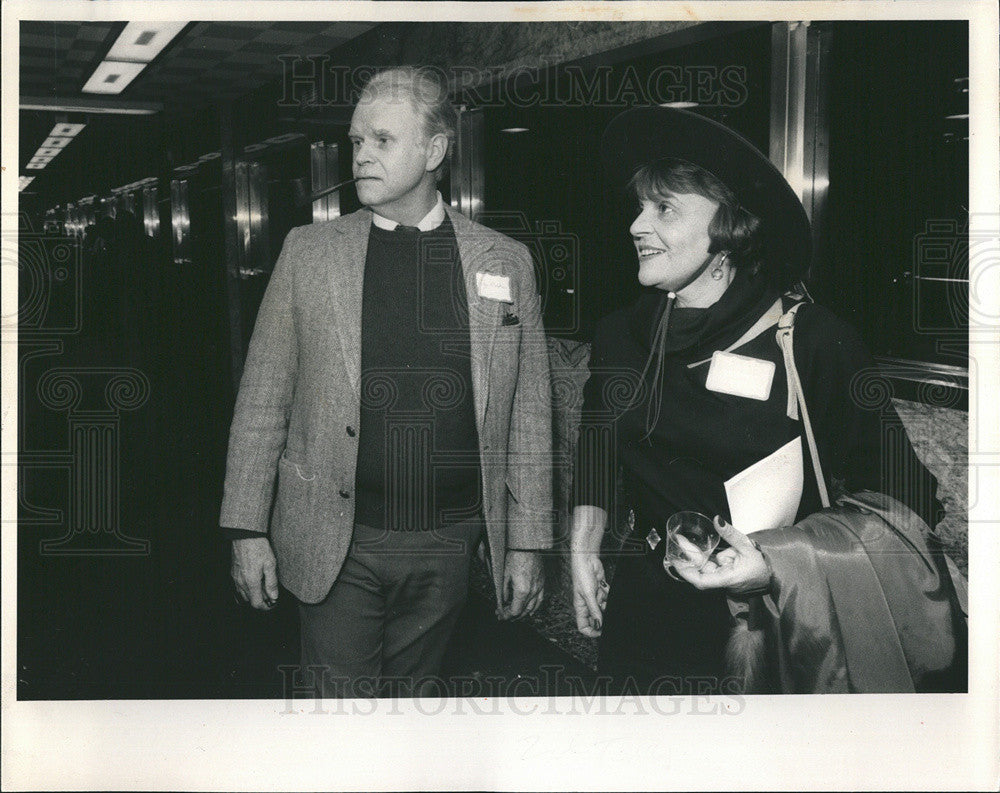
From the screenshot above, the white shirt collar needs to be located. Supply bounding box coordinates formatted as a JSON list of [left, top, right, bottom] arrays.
[[371, 192, 446, 232]]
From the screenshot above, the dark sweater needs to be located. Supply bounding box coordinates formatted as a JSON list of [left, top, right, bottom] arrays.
[[354, 217, 481, 530]]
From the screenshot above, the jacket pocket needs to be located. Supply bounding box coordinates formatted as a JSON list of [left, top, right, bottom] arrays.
[[278, 452, 315, 481], [274, 453, 317, 534]]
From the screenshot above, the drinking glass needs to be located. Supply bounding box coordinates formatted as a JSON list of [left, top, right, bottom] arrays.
[[663, 511, 720, 579]]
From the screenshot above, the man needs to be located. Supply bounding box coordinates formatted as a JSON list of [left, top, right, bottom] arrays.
[[220, 66, 552, 696]]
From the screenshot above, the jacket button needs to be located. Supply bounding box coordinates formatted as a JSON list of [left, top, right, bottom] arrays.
[[339, 489, 350, 498], [346, 426, 356, 437]]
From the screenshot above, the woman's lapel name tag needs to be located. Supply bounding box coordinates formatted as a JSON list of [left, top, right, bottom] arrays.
[[705, 350, 775, 401]]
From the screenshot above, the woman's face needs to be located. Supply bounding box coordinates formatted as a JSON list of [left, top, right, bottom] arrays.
[[629, 191, 720, 294]]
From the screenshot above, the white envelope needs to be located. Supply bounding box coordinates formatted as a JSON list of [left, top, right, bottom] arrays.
[[724, 436, 804, 535]]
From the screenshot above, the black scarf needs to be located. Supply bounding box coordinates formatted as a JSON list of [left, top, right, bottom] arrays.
[[627, 268, 779, 438], [629, 267, 778, 363]]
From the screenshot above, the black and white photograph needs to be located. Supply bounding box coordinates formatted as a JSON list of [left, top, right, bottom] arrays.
[[3, 0, 998, 789]]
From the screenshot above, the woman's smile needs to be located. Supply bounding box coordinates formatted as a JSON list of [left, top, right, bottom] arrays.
[[636, 244, 667, 259]]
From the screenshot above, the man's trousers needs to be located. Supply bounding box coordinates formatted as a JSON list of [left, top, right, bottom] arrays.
[[297, 518, 483, 697]]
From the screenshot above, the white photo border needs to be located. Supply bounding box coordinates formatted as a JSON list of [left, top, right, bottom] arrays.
[[2, 2, 998, 790]]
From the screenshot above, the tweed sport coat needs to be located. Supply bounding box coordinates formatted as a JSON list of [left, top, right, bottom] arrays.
[[219, 206, 554, 604]]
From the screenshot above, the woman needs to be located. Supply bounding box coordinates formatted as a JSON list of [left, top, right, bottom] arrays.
[[569, 106, 955, 694]]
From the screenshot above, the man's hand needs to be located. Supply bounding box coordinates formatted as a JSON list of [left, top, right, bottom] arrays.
[[671, 517, 772, 595], [570, 550, 608, 637], [231, 536, 279, 610], [499, 550, 544, 620]]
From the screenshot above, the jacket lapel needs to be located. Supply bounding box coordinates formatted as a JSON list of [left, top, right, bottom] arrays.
[[448, 206, 499, 433], [324, 210, 372, 396]]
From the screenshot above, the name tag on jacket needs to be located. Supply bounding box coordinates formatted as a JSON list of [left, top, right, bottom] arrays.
[[476, 272, 513, 303], [705, 350, 775, 401]]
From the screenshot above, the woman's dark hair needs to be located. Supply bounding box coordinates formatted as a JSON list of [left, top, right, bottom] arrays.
[[628, 157, 763, 272]]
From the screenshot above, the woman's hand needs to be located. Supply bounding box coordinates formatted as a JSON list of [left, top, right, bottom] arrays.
[[671, 516, 772, 595], [570, 550, 609, 637], [569, 505, 610, 637]]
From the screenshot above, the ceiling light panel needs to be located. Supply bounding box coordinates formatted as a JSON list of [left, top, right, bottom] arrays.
[[51, 122, 87, 136], [41, 136, 74, 148], [23, 98, 160, 115], [105, 22, 187, 62], [82, 61, 146, 94]]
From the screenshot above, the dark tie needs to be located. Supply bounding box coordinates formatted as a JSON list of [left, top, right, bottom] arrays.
[[393, 224, 420, 237]]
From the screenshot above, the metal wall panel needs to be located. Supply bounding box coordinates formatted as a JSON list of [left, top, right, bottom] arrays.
[[170, 179, 192, 265], [310, 141, 341, 223], [452, 106, 485, 220], [234, 160, 271, 277], [142, 185, 160, 239]]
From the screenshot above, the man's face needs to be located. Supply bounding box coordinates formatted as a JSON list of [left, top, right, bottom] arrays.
[[349, 92, 440, 221]]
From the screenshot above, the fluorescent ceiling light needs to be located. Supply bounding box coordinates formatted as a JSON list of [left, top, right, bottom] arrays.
[[106, 22, 186, 63], [82, 61, 146, 95], [26, 161, 48, 169], [500, 127, 529, 133], [42, 136, 74, 148], [22, 97, 161, 115], [19, 176, 35, 190], [35, 147, 63, 158], [660, 101, 700, 109], [51, 122, 86, 137]]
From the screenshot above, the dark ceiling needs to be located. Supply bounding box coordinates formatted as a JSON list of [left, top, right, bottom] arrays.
[[19, 20, 377, 206], [20, 20, 376, 107]]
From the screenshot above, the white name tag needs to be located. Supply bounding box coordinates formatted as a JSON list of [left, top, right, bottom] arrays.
[[475, 272, 513, 303], [705, 350, 775, 401]]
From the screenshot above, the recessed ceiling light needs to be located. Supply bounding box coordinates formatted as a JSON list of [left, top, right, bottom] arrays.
[[500, 127, 530, 133], [23, 98, 159, 115], [42, 136, 74, 149], [82, 61, 146, 94], [106, 22, 186, 63], [51, 122, 86, 137], [660, 102, 699, 109]]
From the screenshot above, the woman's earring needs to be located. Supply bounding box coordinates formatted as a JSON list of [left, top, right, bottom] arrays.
[[711, 253, 728, 281]]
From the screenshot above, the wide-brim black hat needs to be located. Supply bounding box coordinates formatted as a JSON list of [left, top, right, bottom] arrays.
[[601, 106, 812, 286]]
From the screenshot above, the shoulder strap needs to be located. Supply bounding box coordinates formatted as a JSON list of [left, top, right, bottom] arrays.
[[776, 303, 831, 508], [686, 298, 784, 368]]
